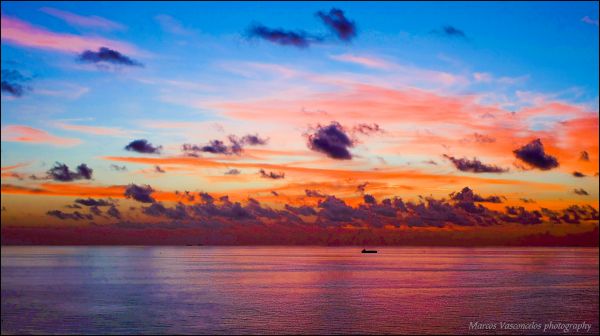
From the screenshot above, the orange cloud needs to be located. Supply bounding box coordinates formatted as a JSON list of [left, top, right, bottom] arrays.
[[102, 155, 567, 191], [53, 122, 130, 137], [1, 125, 81, 146]]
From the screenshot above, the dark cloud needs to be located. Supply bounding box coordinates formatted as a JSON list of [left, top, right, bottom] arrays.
[[1, 69, 30, 97], [175, 190, 195, 202], [285, 204, 317, 216], [450, 187, 503, 203], [579, 151, 590, 161], [240, 134, 269, 146], [75, 198, 113, 207], [142, 202, 189, 220], [189, 195, 257, 221], [78, 47, 143, 67], [472, 133, 495, 143], [439, 25, 467, 38], [574, 188, 589, 196], [47, 162, 94, 182], [224, 168, 241, 175], [443, 155, 508, 173], [183, 133, 267, 157], [423, 160, 438, 165], [307, 122, 354, 160], [124, 184, 156, 203], [47, 210, 93, 221], [1, 80, 25, 97], [199, 192, 214, 203], [181, 144, 204, 157], [316, 8, 357, 41], [520, 198, 536, 203], [77, 164, 93, 179], [259, 169, 285, 179], [201, 140, 232, 155], [271, 190, 279, 196], [318, 196, 363, 223], [89, 206, 102, 217], [356, 182, 368, 194], [154, 165, 165, 173], [248, 24, 314, 48], [513, 139, 559, 170], [561, 205, 599, 223], [353, 123, 383, 135], [573, 171, 586, 178], [500, 206, 542, 225], [363, 194, 376, 204], [110, 164, 127, 171], [106, 205, 121, 219], [305, 189, 326, 198], [125, 139, 162, 154]]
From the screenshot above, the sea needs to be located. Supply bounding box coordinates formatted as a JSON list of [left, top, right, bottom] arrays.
[[1, 246, 598, 334]]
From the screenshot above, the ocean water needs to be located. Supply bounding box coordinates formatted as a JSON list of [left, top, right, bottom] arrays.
[[1, 246, 598, 335]]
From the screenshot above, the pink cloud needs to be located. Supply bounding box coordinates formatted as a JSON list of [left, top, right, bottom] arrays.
[[581, 16, 599, 26], [1, 125, 81, 146], [154, 14, 192, 35], [473, 72, 493, 83], [40, 7, 126, 31], [53, 122, 129, 136], [1, 14, 138, 54], [330, 54, 393, 69]]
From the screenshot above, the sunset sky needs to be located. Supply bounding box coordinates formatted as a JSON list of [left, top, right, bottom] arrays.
[[1, 1, 598, 245]]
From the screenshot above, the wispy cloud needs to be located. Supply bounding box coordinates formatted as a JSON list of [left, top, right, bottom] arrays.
[[40, 7, 126, 31], [581, 16, 599, 26], [330, 54, 392, 69], [247, 24, 317, 48], [155, 14, 192, 35], [1, 14, 139, 54], [53, 122, 130, 137], [1, 125, 81, 146]]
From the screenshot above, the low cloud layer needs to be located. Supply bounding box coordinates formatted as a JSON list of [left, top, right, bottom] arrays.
[[47, 209, 93, 221], [450, 187, 503, 203]]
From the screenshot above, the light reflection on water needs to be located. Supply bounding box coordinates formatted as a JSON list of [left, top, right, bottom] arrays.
[[2, 246, 598, 334]]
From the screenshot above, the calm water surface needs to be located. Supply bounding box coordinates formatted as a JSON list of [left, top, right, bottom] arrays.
[[1, 247, 598, 334]]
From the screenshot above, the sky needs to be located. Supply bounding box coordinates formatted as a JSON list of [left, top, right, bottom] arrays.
[[1, 1, 599, 245]]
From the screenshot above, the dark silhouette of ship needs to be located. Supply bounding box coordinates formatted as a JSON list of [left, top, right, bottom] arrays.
[[361, 248, 378, 253]]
